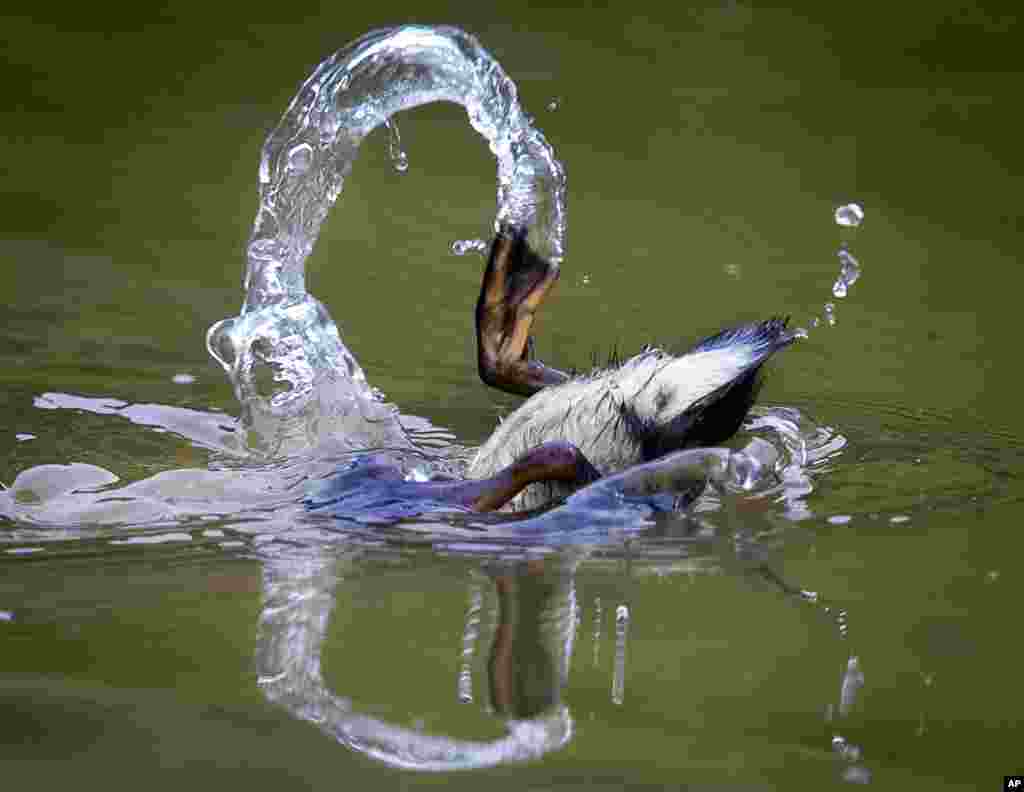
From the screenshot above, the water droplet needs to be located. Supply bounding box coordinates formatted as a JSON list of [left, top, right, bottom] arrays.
[[0, 611, 14, 621], [840, 656, 864, 716], [546, 97, 560, 111], [986, 569, 1000, 583], [834, 203, 864, 228], [15, 433, 35, 442], [837, 247, 861, 286], [385, 119, 409, 173], [581, 274, 592, 285], [842, 765, 871, 784], [287, 143, 313, 174], [832, 279, 848, 298], [824, 302, 837, 326], [831, 734, 863, 762], [172, 373, 196, 385], [889, 514, 910, 524], [811, 317, 820, 328], [828, 514, 852, 525], [450, 238, 489, 256], [800, 589, 819, 603]]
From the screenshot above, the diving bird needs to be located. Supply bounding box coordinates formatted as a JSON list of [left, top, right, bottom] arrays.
[[307, 228, 795, 518], [462, 228, 797, 510], [208, 25, 799, 518]]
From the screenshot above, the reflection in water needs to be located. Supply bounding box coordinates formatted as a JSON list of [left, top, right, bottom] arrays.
[[612, 603, 630, 706], [251, 531, 860, 771], [458, 580, 484, 704], [256, 548, 576, 770]]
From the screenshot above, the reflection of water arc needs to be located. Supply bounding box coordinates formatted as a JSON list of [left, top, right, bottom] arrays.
[[207, 26, 566, 426], [255, 553, 573, 771]]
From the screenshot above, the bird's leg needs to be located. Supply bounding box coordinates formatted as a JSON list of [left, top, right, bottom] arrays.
[[475, 226, 570, 397], [417, 441, 600, 512]]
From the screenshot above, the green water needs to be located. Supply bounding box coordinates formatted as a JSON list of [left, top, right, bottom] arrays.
[[2, 3, 1022, 789]]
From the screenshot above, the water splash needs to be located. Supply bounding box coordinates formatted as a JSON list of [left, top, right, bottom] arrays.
[[207, 26, 567, 445]]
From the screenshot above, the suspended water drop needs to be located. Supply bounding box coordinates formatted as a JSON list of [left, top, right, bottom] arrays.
[[385, 119, 409, 173], [592, 596, 603, 668], [834, 203, 864, 228], [287, 143, 314, 174], [824, 302, 836, 326], [15, 433, 35, 442], [840, 655, 864, 716], [581, 273, 592, 285], [838, 247, 861, 285], [546, 97, 560, 112], [832, 279, 848, 298], [450, 238, 489, 256], [842, 765, 871, 784], [811, 317, 820, 328], [172, 373, 196, 385]]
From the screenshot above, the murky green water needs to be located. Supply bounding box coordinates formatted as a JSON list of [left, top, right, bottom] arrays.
[[2, 4, 1021, 789]]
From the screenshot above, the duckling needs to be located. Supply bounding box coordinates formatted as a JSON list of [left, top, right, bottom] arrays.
[[465, 228, 796, 510]]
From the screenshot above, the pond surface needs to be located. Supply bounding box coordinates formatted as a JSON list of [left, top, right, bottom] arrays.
[[2, 4, 1021, 790]]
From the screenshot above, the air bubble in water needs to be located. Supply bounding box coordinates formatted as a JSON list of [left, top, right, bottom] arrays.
[[450, 238, 489, 256], [834, 203, 864, 228]]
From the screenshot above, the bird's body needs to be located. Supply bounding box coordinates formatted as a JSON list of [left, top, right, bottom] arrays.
[[468, 318, 795, 509]]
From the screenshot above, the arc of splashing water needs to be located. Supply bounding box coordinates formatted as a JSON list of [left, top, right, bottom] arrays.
[[206, 26, 567, 417]]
